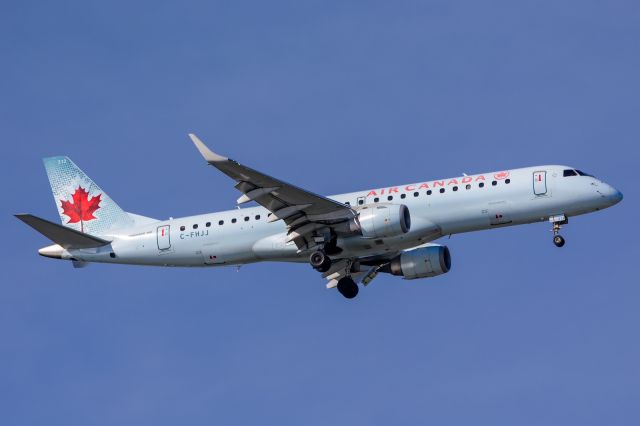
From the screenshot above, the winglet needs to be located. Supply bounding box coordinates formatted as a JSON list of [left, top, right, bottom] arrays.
[[189, 133, 228, 163]]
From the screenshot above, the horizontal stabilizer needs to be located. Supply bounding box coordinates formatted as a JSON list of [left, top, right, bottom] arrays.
[[15, 214, 111, 249]]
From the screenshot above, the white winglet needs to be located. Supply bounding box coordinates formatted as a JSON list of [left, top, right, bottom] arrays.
[[189, 133, 228, 163]]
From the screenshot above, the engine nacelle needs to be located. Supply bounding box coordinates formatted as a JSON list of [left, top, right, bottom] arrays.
[[356, 203, 411, 239], [385, 245, 451, 279]]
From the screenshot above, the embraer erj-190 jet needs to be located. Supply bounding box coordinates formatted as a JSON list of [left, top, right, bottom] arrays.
[[17, 134, 623, 299]]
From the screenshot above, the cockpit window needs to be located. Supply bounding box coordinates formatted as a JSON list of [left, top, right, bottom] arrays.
[[564, 169, 594, 177]]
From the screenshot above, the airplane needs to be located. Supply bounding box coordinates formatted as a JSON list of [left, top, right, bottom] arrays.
[[16, 134, 623, 299]]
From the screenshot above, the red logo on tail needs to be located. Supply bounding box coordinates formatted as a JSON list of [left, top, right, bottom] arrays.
[[60, 186, 101, 232]]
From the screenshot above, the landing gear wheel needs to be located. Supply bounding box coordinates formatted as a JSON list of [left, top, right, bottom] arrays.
[[549, 215, 568, 248], [309, 250, 332, 272], [337, 277, 359, 299], [553, 235, 565, 247]]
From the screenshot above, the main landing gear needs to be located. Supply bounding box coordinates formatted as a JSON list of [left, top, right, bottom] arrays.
[[309, 250, 332, 272], [309, 248, 360, 299], [337, 276, 359, 299], [550, 214, 568, 248]]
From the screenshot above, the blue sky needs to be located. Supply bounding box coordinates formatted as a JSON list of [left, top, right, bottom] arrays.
[[1, 1, 638, 424]]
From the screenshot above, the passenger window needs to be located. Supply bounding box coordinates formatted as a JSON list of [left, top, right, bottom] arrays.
[[465, 184, 471, 190], [374, 197, 379, 203], [479, 182, 485, 188], [231, 218, 237, 223], [345, 201, 350, 206], [193, 224, 198, 229], [218, 220, 224, 225], [505, 179, 511, 184], [180, 226, 185, 231], [452, 186, 458, 192], [255, 215, 260, 220], [206, 222, 211, 227], [387, 195, 393, 201], [400, 193, 406, 199], [492, 181, 497, 186], [413, 192, 419, 197], [563, 169, 577, 177], [439, 188, 445, 193], [427, 190, 432, 195], [358, 199, 364, 205], [244, 216, 249, 222]]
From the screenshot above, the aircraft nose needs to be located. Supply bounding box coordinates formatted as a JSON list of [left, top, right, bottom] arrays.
[[603, 184, 623, 205], [612, 189, 623, 204]]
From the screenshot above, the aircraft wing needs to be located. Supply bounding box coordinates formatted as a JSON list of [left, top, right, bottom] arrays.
[[189, 134, 357, 251]]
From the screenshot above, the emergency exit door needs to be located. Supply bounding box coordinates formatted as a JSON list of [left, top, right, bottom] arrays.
[[157, 225, 171, 250], [533, 171, 547, 195]]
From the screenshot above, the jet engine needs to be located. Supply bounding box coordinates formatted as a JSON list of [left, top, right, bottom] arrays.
[[356, 204, 411, 239], [383, 245, 451, 279]]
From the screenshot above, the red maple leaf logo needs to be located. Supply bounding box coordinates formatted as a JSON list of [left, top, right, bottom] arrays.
[[60, 186, 101, 232], [494, 171, 510, 180]]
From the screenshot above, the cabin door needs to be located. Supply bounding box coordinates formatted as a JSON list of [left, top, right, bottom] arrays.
[[157, 225, 171, 251], [533, 171, 547, 196]]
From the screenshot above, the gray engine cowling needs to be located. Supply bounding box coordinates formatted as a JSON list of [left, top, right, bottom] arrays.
[[356, 204, 411, 239], [385, 245, 451, 279]]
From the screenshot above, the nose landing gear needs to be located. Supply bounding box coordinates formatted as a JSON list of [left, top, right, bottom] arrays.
[[553, 235, 565, 247], [549, 214, 568, 247]]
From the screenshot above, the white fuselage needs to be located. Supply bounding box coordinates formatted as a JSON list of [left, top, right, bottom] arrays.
[[54, 165, 622, 267]]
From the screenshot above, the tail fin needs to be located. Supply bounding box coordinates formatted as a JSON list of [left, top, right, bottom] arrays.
[[43, 156, 133, 235]]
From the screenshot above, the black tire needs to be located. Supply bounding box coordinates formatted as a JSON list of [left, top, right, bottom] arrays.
[[309, 250, 326, 268], [310, 250, 332, 272], [553, 235, 565, 247], [337, 277, 359, 299], [316, 257, 332, 273]]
